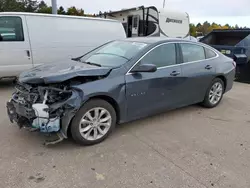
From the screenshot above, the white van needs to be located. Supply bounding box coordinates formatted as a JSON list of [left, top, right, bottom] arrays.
[[99, 6, 190, 38], [0, 12, 126, 78]]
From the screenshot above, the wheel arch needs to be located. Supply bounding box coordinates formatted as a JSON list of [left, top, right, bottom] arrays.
[[66, 94, 121, 139], [216, 75, 227, 92], [88, 95, 120, 123]]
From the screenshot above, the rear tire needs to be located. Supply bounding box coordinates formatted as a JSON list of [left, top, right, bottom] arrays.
[[71, 99, 116, 145], [202, 78, 224, 108]]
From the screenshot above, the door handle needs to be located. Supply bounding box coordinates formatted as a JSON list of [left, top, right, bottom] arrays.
[[170, 71, 180, 76], [26, 50, 31, 58], [205, 65, 212, 70]]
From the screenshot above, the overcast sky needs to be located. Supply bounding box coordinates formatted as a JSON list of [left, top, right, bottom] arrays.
[[45, 0, 250, 27]]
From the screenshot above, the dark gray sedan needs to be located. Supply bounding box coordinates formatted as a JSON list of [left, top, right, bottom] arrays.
[[7, 37, 236, 145]]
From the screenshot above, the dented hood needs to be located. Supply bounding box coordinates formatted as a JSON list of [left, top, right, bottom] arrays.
[[19, 60, 112, 84]]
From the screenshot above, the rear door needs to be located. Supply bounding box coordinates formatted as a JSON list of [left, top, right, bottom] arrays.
[[125, 43, 183, 120], [0, 15, 32, 77], [179, 43, 217, 104]]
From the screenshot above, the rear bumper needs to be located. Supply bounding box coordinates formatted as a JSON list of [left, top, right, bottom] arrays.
[[224, 68, 236, 93]]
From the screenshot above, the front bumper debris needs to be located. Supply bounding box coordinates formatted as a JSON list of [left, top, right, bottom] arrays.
[[7, 101, 18, 124], [7, 99, 65, 145], [6, 83, 84, 145], [7, 100, 34, 128]]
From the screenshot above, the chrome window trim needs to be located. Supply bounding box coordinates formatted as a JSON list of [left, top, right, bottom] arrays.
[[126, 41, 219, 75]]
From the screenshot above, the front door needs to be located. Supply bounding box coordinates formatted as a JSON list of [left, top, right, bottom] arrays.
[[0, 15, 32, 77], [125, 43, 183, 120]]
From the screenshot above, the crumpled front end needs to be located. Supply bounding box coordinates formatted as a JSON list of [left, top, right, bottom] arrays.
[[6, 82, 83, 139]]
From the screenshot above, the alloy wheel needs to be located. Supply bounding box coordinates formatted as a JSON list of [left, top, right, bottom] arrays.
[[79, 107, 112, 141], [209, 82, 223, 105]]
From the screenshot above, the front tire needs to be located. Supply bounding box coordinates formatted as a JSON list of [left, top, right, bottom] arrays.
[[71, 99, 116, 145], [202, 78, 224, 108]]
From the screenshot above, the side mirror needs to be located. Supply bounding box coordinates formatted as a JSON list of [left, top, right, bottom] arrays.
[[131, 64, 157, 73]]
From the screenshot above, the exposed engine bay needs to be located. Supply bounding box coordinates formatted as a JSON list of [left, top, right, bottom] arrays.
[[6, 76, 105, 145]]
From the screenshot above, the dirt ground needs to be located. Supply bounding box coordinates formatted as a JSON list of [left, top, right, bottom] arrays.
[[0, 80, 250, 188]]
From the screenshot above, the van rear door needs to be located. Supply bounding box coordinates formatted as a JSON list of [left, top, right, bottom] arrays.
[[0, 15, 32, 77]]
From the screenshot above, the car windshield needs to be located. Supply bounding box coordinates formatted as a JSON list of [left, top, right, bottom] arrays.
[[79, 41, 148, 67]]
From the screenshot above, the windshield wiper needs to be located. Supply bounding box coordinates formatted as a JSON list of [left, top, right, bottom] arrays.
[[82, 61, 102, 67], [71, 57, 81, 61], [95, 53, 130, 60], [71, 57, 102, 67]]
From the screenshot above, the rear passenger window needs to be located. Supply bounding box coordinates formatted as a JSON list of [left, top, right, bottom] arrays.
[[141, 43, 176, 68], [0, 16, 24, 42], [180, 43, 205, 63], [205, 48, 217, 59]]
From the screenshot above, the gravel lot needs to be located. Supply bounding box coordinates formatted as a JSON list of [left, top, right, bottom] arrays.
[[0, 80, 250, 188]]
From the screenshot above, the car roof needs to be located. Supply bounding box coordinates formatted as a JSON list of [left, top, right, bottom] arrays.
[[117, 37, 219, 54], [120, 37, 195, 44]]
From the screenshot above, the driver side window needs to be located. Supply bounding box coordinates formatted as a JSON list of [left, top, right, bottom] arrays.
[[0, 16, 24, 42], [140, 43, 176, 68]]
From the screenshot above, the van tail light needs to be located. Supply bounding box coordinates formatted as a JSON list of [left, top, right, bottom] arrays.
[[232, 61, 236, 68]]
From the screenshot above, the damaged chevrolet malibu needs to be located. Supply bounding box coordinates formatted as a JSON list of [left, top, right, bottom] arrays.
[[7, 37, 236, 145]]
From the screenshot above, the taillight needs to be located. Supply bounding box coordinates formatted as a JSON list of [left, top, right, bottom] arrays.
[[232, 61, 236, 68]]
